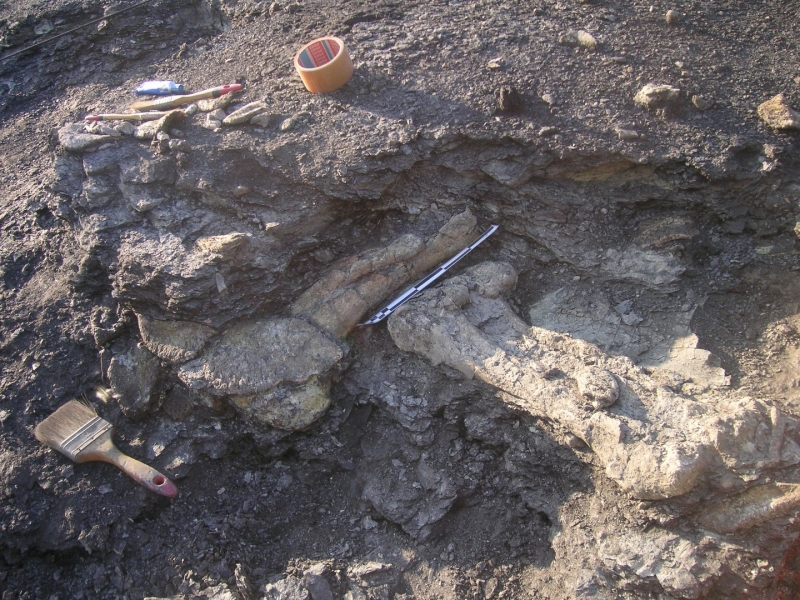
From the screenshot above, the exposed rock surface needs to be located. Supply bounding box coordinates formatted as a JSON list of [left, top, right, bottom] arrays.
[[1, 0, 800, 599], [178, 318, 342, 396], [292, 209, 479, 338], [388, 262, 800, 504]]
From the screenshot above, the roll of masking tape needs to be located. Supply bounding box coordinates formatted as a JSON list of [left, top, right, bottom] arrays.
[[294, 36, 354, 94]]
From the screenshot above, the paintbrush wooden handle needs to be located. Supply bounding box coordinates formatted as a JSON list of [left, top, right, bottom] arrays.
[[78, 433, 178, 497], [130, 83, 243, 111], [103, 446, 179, 498]]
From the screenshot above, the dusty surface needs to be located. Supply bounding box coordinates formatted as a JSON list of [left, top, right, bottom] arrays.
[[1, 0, 800, 599]]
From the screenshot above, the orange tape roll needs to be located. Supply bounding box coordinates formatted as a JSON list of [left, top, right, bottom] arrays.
[[294, 36, 353, 93]]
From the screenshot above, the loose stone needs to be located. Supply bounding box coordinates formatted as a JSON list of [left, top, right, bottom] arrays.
[[665, 10, 680, 25], [223, 101, 268, 125], [559, 29, 598, 51], [250, 113, 274, 127], [197, 93, 235, 112], [757, 93, 800, 130], [634, 83, 681, 110], [57, 123, 112, 151], [495, 85, 522, 113], [615, 128, 639, 141], [280, 116, 298, 132], [202, 116, 222, 131], [115, 122, 136, 136], [691, 95, 714, 111]]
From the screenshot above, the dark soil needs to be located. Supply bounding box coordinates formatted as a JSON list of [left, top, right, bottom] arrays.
[[1, 1, 799, 599]]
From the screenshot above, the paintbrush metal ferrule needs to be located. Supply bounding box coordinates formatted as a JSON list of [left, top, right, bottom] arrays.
[[59, 415, 112, 461]]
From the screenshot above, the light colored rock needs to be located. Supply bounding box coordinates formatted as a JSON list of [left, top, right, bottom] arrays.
[[665, 9, 680, 25], [209, 108, 227, 121], [34, 19, 54, 35], [615, 128, 639, 141], [280, 116, 298, 132], [197, 93, 236, 112], [115, 121, 136, 136], [541, 93, 556, 105], [231, 376, 331, 431], [263, 576, 309, 600], [214, 272, 227, 293], [634, 214, 699, 248], [697, 483, 800, 533], [597, 528, 701, 598], [133, 110, 185, 140], [292, 209, 479, 338], [634, 84, 681, 110], [202, 117, 222, 131], [137, 313, 216, 363], [195, 232, 251, 256], [303, 563, 333, 600], [757, 93, 800, 130], [57, 123, 112, 152], [86, 122, 121, 137], [223, 101, 268, 125], [559, 30, 598, 50], [388, 261, 800, 500], [576, 367, 619, 409], [107, 344, 161, 418], [250, 112, 274, 127], [601, 246, 684, 291], [178, 318, 343, 396], [691, 94, 714, 111]]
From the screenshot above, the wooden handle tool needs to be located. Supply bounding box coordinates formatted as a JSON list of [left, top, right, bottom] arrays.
[[130, 83, 243, 111], [35, 400, 177, 498]]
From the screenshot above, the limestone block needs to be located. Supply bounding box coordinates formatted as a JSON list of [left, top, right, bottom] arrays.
[[231, 376, 331, 431]]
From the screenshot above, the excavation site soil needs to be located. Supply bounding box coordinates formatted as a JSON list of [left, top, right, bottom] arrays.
[[1, 1, 800, 598]]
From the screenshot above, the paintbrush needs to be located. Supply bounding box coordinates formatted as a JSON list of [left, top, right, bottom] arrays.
[[130, 83, 243, 111], [34, 400, 178, 497], [84, 111, 172, 122]]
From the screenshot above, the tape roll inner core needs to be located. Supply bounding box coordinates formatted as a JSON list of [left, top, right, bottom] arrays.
[[297, 39, 341, 69]]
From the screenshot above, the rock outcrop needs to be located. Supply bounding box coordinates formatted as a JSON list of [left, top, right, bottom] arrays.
[[388, 261, 800, 503]]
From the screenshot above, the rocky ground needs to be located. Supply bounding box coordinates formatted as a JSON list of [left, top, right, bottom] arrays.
[[1, 0, 800, 598]]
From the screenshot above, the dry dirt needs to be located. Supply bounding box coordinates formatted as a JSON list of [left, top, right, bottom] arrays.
[[1, 1, 800, 599]]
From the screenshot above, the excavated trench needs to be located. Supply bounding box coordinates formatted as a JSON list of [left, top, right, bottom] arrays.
[[2, 0, 800, 598], [25, 127, 800, 598]]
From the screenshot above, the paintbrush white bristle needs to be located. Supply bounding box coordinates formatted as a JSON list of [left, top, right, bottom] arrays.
[[34, 400, 101, 447]]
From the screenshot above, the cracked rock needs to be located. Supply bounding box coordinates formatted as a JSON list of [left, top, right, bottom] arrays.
[[178, 317, 343, 396], [758, 93, 800, 131], [388, 261, 800, 501]]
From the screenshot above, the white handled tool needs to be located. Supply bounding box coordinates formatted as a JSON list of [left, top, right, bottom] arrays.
[[362, 224, 499, 325]]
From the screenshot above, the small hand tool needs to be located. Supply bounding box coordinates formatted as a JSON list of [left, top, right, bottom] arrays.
[[35, 400, 178, 498], [362, 224, 499, 325], [84, 111, 172, 121], [130, 83, 243, 111]]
